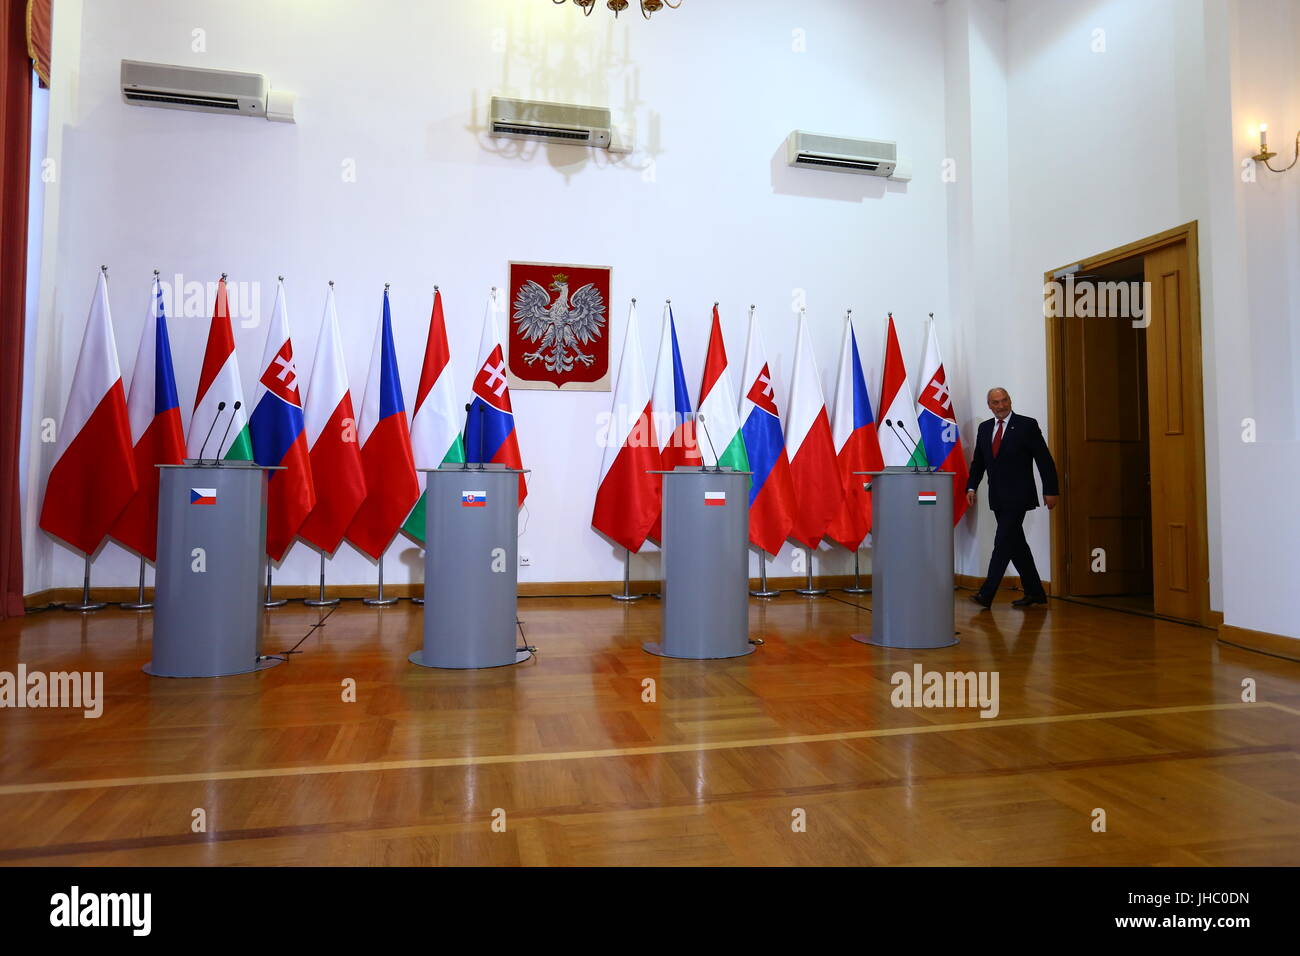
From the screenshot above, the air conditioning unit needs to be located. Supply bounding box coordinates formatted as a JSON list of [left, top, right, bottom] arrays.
[[490, 96, 612, 148], [785, 130, 900, 178], [120, 60, 296, 123]]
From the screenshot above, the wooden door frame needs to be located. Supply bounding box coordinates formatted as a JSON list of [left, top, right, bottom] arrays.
[[1043, 221, 1213, 625]]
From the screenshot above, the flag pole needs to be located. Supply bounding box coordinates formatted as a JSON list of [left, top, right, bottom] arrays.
[[264, 564, 288, 608], [843, 548, 870, 594], [794, 550, 827, 596], [611, 547, 643, 601], [363, 548, 399, 606], [63, 552, 106, 611], [304, 549, 339, 607], [120, 555, 153, 610], [749, 550, 779, 598]]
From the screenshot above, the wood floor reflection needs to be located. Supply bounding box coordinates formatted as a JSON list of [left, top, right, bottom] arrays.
[[1, 592, 1297, 866]]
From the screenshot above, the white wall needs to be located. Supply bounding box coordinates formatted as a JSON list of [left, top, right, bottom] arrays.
[[24, 0, 953, 592]]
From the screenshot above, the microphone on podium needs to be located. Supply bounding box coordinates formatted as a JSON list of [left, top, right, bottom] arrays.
[[461, 403, 473, 471], [197, 401, 226, 463], [695, 413, 722, 473], [896, 420, 932, 472], [212, 401, 242, 466], [884, 419, 922, 474]]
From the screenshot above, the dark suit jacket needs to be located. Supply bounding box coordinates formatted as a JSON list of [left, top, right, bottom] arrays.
[[966, 412, 1059, 512]]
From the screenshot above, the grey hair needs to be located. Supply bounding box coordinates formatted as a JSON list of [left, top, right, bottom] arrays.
[[987, 387, 1011, 401]]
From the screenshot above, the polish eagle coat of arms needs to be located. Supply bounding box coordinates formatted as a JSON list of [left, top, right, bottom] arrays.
[[507, 262, 612, 391]]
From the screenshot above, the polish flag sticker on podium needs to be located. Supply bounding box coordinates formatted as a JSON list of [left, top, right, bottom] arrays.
[[917, 491, 938, 505], [461, 490, 487, 507], [190, 488, 217, 505], [704, 491, 726, 507]]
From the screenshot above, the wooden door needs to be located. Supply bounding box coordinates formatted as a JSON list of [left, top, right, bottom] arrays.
[[1060, 282, 1152, 595], [1143, 242, 1207, 621]]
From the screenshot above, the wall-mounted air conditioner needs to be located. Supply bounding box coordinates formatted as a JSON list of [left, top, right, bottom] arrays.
[[121, 60, 296, 123], [785, 130, 907, 179], [490, 96, 612, 148]]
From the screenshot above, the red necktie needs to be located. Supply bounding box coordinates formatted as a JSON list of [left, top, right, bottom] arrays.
[[992, 418, 1004, 457]]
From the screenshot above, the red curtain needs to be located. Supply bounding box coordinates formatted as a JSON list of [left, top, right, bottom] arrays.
[[0, 0, 33, 619]]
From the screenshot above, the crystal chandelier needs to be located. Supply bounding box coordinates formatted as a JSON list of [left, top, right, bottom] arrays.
[[553, 0, 682, 21]]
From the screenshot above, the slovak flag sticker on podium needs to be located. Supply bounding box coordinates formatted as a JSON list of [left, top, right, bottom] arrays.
[[704, 491, 726, 507], [190, 488, 217, 506], [917, 491, 938, 506], [461, 490, 487, 507]]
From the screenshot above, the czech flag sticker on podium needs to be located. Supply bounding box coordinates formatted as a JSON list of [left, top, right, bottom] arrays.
[[190, 488, 217, 506]]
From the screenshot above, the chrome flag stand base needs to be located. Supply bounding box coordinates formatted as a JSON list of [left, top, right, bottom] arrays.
[[264, 564, 288, 608], [749, 554, 779, 598], [611, 548, 643, 601], [64, 554, 106, 612], [842, 550, 870, 595], [120, 556, 153, 610], [363, 552, 399, 606], [303, 550, 339, 607], [794, 557, 827, 597]]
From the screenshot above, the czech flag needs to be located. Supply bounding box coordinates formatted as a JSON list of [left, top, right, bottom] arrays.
[[109, 275, 186, 561], [250, 279, 316, 561], [465, 289, 527, 505], [647, 302, 699, 542], [347, 288, 420, 559], [825, 313, 885, 550]]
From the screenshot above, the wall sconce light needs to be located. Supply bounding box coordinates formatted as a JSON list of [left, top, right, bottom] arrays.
[[1252, 123, 1299, 172]]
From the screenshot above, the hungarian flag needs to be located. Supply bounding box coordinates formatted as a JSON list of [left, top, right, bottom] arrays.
[[109, 275, 186, 561], [878, 314, 928, 469], [825, 314, 885, 550], [648, 302, 699, 541], [696, 304, 749, 472], [916, 318, 970, 524], [346, 288, 420, 559], [250, 280, 316, 560], [298, 283, 366, 554], [402, 288, 466, 542], [465, 289, 527, 504], [187, 276, 252, 461], [592, 300, 660, 553], [39, 270, 138, 555], [737, 307, 794, 556], [784, 309, 842, 549]]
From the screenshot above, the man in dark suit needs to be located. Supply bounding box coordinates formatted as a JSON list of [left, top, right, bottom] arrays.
[[965, 388, 1059, 608]]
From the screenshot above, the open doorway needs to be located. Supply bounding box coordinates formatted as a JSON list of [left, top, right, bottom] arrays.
[[1045, 222, 1212, 625]]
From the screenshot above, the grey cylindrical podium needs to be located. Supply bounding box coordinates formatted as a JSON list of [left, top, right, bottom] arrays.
[[146, 461, 283, 677], [854, 468, 957, 649], [644, 467, 754, 659], [410, 465, 531, 669]]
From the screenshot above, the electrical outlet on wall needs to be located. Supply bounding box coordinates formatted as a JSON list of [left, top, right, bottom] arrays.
[[519, 553, 531, 568]]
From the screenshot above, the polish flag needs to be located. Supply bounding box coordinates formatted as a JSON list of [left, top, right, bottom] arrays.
[[109, 275, 186, 561], [250, 280, 316, 560], [783, 309, 843, 549], [465, 289, 527, 504], [592, 300, 661, 553], [39, 270, 138, 555], [346, 287, 420, 559], [647, 302, 700, 542], [299, 284, 367, 554], [825, 313, 885, 550]]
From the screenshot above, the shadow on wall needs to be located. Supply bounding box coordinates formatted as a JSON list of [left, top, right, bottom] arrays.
[[769, 143, 908, 203]]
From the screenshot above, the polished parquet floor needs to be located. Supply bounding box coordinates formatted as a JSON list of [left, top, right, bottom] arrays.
[[1, 591, 1298, 866]]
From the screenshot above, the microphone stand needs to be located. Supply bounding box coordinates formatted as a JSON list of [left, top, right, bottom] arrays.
[[695, 413, 722, 472], [196, 400, 226, 464]]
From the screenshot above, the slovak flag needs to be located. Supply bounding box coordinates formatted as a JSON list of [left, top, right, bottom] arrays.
[[465, 289, 527, 504], [250, 279, 316, 561], [825, 313, 885, 550], [39, 269, 138, 555], [109, 275, 186, 561], [737, 307, 795, 556], [916, 318, 970, 525], [648, 302, 700, 542], [347, 287, 420, 559]]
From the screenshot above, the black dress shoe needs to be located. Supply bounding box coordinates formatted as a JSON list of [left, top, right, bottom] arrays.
[[969, 592, 992, 609], [1011, 594, 1048, 608]]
